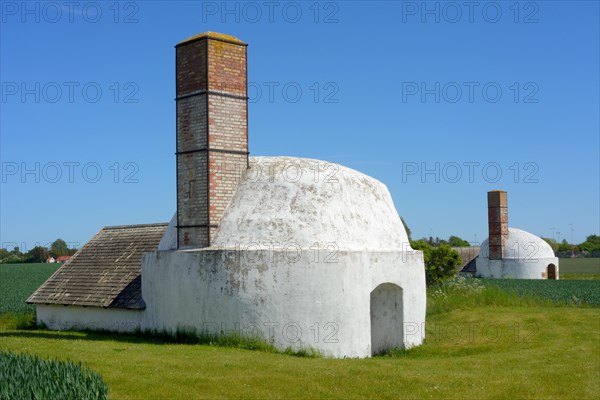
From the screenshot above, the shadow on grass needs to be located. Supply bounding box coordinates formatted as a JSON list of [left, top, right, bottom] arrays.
[[0, 325, 321, 358], [0, 329, 155, 344]]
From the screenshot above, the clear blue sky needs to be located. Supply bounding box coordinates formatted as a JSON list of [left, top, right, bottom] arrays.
[[1, 0, 598, 251]]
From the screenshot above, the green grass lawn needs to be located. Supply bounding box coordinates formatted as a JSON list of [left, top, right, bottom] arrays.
[[0, 265, 599, 399], [1, 306, 598, 399]]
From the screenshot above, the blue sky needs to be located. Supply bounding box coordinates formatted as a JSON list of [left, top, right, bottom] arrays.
[[1, 0, 598, 251]]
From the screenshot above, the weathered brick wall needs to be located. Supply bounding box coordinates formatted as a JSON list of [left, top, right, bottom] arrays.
[[175, 33, 248, 248], [207, 39, 246, 95], [176, 97, 208, 151], [177, 152, 209, 247], [208, 96, 247, 149], [176, 39, 207, 95], [487, 191, 508, 260]]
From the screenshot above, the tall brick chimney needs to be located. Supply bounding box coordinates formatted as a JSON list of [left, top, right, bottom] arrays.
[[175, 32, 249, 248], [487, 190, 508, 260]]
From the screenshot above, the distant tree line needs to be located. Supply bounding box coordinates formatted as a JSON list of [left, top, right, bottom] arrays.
[[401, 217, 472, 247], [416, 235, 472, 248], [0, 239, 78, 264], [542, 234, 600, 257]]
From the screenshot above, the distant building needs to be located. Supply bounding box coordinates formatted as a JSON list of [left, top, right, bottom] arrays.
[[46, 257, 55, 263], [475, 191, 559, 279], [56, 256, 71, 263]]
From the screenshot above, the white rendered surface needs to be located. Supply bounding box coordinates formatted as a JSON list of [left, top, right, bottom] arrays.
[[477, 227, 559, 279], [37, 156, 426, 357]]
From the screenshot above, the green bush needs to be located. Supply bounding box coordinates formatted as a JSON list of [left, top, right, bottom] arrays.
[[411, 240, 461, 286], [0, 351, 109, 400]]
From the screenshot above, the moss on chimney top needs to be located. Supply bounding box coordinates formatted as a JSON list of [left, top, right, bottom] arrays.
[[177, 32, 245, 46]]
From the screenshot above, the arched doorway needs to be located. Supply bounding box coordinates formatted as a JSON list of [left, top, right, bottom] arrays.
[[547, 264, 557, 280], [370, 283, 403, 356]]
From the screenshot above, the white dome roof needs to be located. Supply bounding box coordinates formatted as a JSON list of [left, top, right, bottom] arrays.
[[212, 156, 411, 250], [480, 227, 555, 259]]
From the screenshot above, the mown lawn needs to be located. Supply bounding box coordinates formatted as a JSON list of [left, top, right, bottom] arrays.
[[0, 265, 599, 399], [0, 306, 598, 399]]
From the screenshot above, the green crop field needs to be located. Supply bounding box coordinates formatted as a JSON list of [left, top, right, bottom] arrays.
[[1, 267, 599, 399], [0, 350, 109, 399], [559, 258, 600, 279], [0, 263, 60, 315], [480, 279, 600, 306]]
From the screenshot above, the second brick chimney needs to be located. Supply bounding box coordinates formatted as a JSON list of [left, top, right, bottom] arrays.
[[487, 190, 508, 259]]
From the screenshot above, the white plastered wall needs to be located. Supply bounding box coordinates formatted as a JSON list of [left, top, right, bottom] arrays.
[[476, 257, 559, 279], [141, 248, 425, 358], [36, 305, 143, 332]]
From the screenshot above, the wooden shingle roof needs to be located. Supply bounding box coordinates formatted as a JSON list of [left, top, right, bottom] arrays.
[[27, 223, 167, 309]]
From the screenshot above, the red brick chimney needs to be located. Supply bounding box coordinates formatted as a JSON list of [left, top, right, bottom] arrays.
[[487, 190, 508, 260], [175, 32, 249, 248]]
